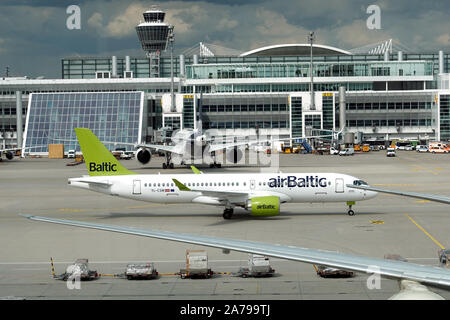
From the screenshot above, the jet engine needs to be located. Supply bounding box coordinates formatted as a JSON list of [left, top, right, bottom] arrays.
[[195, 135, 207, 144], [226, 146, 243, 164], [136, 148, 151, 165], [246, 196, 280, 216], [5, 151, 13, 160]]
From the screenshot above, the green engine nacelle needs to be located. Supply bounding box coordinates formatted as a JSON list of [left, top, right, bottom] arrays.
[[246, 196, 280, 216]]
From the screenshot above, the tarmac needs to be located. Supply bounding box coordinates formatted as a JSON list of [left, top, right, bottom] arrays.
[[0, 150, 449, 300]]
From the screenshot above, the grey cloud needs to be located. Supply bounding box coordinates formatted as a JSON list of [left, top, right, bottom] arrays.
[[0, 0, 448, 78]]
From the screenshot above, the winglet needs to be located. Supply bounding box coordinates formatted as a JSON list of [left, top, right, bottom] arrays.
[[172, 178, 191, 191], [190, 166, 203, 174]]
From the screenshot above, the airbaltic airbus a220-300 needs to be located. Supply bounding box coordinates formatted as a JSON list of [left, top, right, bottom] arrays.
[[69, 128, 378, 219]]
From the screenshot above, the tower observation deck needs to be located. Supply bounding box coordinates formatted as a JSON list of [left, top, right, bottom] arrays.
[[136, 6, 170, 52], [136, 6, 173, 78]]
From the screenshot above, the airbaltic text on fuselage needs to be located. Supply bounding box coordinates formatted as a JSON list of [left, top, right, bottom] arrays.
[[89, 162, 117, 172], [268, 176, 327, 188]]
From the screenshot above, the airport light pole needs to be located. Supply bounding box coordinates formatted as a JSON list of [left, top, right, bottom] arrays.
[[168, 25, 175, 113], [308, 32, 315, 111]]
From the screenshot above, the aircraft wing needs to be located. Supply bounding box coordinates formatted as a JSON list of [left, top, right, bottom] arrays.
[[347, 184, 450, 205], [20, 214, 450, 288], [135, 143, 184, 156], [172, 178, 247, 198]]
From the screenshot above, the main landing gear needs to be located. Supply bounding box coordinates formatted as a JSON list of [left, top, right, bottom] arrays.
[[347, 201, 355, 216], [223, 208, 234, 220], [209, 152, 222, 168], [162, 152, 174, 169], [209, 162, 222, 168]]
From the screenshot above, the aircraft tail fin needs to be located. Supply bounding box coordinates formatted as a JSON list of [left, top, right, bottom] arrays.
[[74, 128, 136, 176]]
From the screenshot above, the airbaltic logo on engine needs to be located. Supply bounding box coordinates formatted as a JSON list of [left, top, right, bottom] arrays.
[[268, 175, 327, 188], [257, 204, 276, 210], [89, 162, 117, 172]]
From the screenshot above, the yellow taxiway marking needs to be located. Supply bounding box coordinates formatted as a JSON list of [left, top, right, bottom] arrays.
[[373, 184, 417, 187], [416, 200, 431, 203], [405, 214, 445, 249], [370, 220, 384, 224]]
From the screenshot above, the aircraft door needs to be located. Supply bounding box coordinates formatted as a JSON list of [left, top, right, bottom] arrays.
[[250, 179, 255, 190], [335, 178, 344, 193], [133, 180, 141, 195]]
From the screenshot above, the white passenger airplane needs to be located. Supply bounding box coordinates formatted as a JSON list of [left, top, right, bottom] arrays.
[[69, 128, 377, 219], [125, 127, 336, 169]]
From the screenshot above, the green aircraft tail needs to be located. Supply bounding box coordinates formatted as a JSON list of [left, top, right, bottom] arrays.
[[74, 128, 136, 176]]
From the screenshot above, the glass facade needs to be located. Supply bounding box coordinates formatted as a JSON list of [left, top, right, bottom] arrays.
[[291, 97, 302, 137], [62, 53, 449, 79], [183, 95, 195, 129], [163, 115, 181, 130], [322, 94, 334, 131], [305, 114, 322, 129], [200, 95, 289, 130], [440, 95, 450, 141], [24, 92, 143, 153], [187, 61, 433, 80], [341, 93, 435, 131]]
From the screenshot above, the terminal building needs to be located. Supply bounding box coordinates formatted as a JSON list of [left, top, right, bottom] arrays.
[[0, 6, 449, 153]]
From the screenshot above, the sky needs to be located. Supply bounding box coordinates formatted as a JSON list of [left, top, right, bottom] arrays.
[[0, 0, 448, 78]]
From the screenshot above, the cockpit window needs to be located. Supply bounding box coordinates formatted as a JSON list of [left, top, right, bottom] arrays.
[[353, 180, 368, 186]]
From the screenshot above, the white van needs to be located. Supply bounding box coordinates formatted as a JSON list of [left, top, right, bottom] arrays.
[[339, 147, 354, 156], [67, 150, 76, 158]]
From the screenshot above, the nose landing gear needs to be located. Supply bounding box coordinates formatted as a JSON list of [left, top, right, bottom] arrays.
[[347, 201, 356, 216]]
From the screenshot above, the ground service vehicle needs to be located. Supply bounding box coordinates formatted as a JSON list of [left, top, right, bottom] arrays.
[[439, 249, 450, 268], [416, 145, 428, 152], [54, 258, 99, 281], [237, 254, 275, 277], [386, 147, 396, 157], [339, 147, 354, 156], [314, 265, 354, 278], [67, 150, 76, 158], [180, 250, 213, 279], [429, 146, 449, 153], [330, 147, 339, 155], [125, 263, 158, 280]]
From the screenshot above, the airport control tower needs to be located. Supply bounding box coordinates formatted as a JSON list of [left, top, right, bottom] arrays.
[[136, 6, 176, 113], [136, 5, 173, 78]]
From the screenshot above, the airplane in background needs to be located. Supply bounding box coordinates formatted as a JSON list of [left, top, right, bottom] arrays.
[[69, 128, 376, 219], [0, 147, 19, 160], [21, 213, 450, 299], [123, 127, 338, 169]]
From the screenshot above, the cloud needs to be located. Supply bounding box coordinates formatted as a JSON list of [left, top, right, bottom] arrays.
[[334, 20, 393, 49], [436, 34, 449, 46], [87, 12, 103, 29], [0, 0, 449, 78]]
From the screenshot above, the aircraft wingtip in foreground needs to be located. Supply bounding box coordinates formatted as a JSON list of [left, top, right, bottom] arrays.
[[21, 213, 450, 299], [69, 128, 378, 219]]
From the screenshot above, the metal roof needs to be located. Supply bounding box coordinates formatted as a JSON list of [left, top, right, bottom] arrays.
[[240, 44, 352, 57]]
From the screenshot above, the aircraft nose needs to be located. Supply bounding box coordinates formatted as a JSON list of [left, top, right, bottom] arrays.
[[368, 190, 378, 199]]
